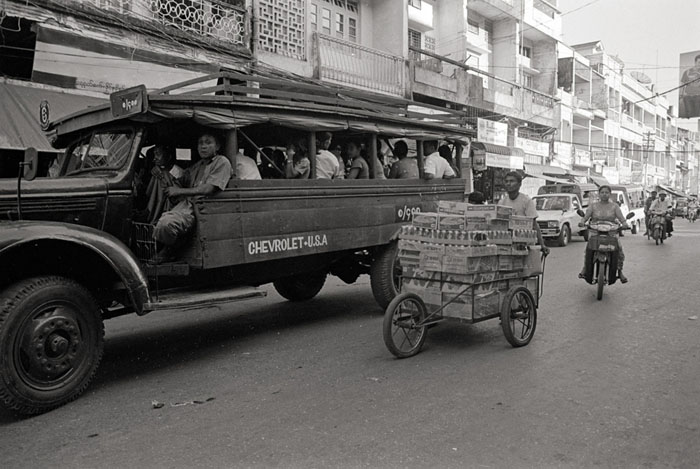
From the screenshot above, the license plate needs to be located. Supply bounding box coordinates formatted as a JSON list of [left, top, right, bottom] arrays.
[[598, 244, 616, 252]]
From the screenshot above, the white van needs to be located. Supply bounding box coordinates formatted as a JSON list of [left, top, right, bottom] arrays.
[[610, 185, 646, 234]]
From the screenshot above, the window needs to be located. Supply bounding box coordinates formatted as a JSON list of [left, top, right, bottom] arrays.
[[467, 19, 479, 34], [335, 13, 344, 38], [519, 45, 532, 58], [408, 29, 421, 49], [321, 8, 331, 34], [523, 73, 533, 88], [348, 18, 357, 42], [408, 0, 422, 8], [424, 35, 435, 52], [257, 0, 306, 60], [65, 131, 134, 175], [311, 4, 317, 30], [465, 53, 480, 69]]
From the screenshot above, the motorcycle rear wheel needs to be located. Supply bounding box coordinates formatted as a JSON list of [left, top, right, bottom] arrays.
[[596, 262, 605, 300]]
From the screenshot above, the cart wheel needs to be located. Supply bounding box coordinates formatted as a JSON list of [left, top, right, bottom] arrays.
[[500, 287, 537, 347], [383, 292, 428, 358]]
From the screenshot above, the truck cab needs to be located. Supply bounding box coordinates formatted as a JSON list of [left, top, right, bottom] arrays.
[[532, 193, 587, 246]]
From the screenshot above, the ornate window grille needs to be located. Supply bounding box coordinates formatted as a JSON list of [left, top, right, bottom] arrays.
[[150, 0, 246, 45], [257, 0, 306, 60]]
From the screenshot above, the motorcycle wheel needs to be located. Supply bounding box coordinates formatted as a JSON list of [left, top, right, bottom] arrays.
[[596, 263, 605, 301]]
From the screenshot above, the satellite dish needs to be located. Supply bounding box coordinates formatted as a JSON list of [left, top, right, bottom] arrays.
[[630, 71, 652, 84]]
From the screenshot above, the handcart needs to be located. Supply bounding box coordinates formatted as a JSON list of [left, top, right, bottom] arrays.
[[382, 254, 547, 358]]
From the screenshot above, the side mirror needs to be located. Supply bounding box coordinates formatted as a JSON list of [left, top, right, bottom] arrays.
[[576, 209, 585, 217], [626, 212, 635, 220], [22, 147, 38, 181]]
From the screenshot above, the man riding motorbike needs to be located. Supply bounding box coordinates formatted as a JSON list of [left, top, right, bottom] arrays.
[[643, 190, 657, 236], [649, 192, 673, 237], [578, 185, 630, 283]]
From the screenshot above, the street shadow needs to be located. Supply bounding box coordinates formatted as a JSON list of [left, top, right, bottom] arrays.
[[91, 290, 381, 390]]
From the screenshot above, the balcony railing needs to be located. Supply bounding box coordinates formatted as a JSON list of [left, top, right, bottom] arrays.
[[86, 0, 247, 46], [316, 34, 405, 96]]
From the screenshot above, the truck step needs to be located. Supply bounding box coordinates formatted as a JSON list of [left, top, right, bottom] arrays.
[[145, 286, 266, 312], [144, 261, 190, 277]]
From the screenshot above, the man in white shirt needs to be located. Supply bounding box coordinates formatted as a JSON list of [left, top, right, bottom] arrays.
[[316, 132, 342, 179], [236, 152, 262, 180], [498, 171, 549, 255], [422, 140, 456, 180]]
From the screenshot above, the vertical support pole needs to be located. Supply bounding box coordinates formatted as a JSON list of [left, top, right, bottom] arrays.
[[225, 129, 238, 179], [416, 139, 424, 179], [308, 131, 317, 179], [368, 134, 378, 178]]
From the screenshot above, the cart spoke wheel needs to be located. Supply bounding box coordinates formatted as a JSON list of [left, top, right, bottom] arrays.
[[383, 292, 429, 358], [500, 286, 537, 347]]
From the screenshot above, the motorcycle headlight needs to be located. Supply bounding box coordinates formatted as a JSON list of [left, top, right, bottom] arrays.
[[548, 221, 558, 228]]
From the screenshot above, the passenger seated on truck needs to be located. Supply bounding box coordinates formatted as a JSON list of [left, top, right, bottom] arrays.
[[153, 132, 233, 263], [141, 145, 184, 223], [259, 147, 286, 179], [284, 140, 310, 179], [316, 132, 343, 179], [423, 140, 456, 180], [388, 140, 418, 179]]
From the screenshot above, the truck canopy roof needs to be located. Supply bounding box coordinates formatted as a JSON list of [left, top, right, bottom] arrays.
[[46, 71, 476, 148]]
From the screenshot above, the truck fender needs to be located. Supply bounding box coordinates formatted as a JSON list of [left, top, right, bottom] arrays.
[[0, 221, 150, 315]]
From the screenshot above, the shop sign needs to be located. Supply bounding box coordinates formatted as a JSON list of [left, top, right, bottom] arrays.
[[574, 148, 592, 167], [553, 141, 572, 166], [514, 136, 549, 158], [485, 153, 524, 170], [477, 118, 508, 146], [602, 167, 620, 184]]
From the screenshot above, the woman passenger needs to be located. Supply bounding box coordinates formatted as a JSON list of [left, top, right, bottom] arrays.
[[284, 140, 310, 179], [346, 141, 369, 179], [388, 140, 418, 179]]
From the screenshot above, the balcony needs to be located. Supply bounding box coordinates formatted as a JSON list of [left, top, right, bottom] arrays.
[[85, 0, 247, 46], [316, 34, 405, 97]]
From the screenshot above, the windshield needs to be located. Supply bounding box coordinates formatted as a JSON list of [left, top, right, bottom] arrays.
[[534, 196, 570, 211], [65, 130, 134, 175]]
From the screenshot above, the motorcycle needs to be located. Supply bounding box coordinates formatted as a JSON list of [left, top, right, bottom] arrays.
[[650, 210, 672, 245], [577, 211, 634, 301], [687, 209, 697, 223]]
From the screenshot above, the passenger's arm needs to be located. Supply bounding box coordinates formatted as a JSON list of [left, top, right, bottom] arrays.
[[581, 205, 594, 225], [614, 205, 629, 228]]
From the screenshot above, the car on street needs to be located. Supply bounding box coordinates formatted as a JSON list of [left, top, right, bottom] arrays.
[[532, 193, 587, 246]]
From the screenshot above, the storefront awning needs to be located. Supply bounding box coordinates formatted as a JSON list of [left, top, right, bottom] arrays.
[[0, 82, 105, 152], [658, 184, 687, 198], [589, 175, 610, 187], [472, 142, 525, 170], [524, 163, 571, 182]]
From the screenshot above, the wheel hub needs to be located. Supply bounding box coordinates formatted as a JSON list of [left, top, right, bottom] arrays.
[[23, 310, 82, 381]]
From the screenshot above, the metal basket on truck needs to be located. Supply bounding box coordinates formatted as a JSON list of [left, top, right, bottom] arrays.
[[383, 202, 547, 358]]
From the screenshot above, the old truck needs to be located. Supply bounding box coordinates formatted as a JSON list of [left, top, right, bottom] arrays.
[[532, 193, 588, 246], [0, 72, 474, 415]]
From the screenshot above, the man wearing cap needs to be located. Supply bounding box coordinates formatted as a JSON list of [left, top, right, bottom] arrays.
[[649, 192, 674, 237], [498, 171, 549, 255]]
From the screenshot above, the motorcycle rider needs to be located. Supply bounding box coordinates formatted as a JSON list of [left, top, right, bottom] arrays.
[[649, 192, 674, 237], [578, 185, 630, 283], [643, 190, 657, 236]]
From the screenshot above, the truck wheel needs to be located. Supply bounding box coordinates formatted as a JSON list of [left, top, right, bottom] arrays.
[[370, 241, 401, 310], [273, 273, 327, 301], [557, 224, 571, 247], [0, 276, 104, 416]]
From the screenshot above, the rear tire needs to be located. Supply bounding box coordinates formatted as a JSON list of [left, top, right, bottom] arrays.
[[273, 273, 327, 301], [596, 263, 605, 300], [557, 224, 570, 247], [500, 287, 537, 347], [0, 276, 104, 416], [370, 241, 401, 310]]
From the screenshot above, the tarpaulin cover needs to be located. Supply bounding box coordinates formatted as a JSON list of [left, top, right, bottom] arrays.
[[0, 83, 105, 151]]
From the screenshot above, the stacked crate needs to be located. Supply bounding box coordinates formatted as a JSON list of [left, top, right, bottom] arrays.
[[397, 202, 538, 321]]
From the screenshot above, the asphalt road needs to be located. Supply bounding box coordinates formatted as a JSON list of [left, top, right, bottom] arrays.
[[2, 221, 700, 468]]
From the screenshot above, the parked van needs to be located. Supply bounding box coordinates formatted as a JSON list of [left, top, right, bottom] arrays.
[[537, 183, 599, 208], [609, 185, 645, 234]]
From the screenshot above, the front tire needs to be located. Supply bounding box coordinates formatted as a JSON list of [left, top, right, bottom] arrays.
[[370, 241, 401, 309], [596, 263, 606, 300], [0, 276, 104, 416], [273, 273, 327, 301], [557, 224, 571, 247]]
